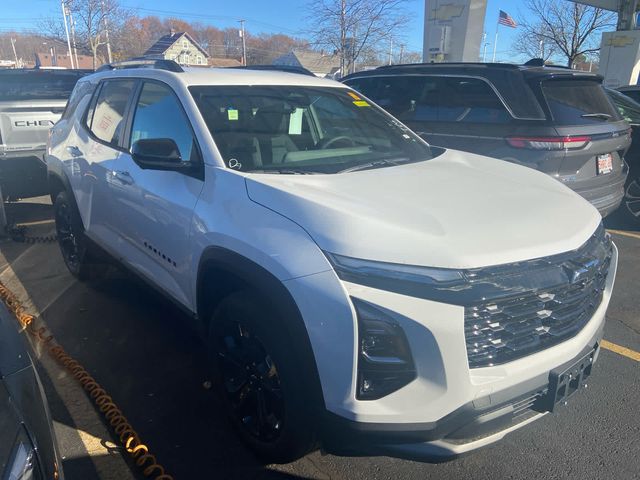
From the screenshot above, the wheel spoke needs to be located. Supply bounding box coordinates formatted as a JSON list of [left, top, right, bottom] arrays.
[[255, 388, 269, 434], [216, 318, 285, 442]]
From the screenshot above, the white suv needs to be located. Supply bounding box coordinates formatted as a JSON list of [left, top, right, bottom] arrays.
[[46, 60, 617, 463]]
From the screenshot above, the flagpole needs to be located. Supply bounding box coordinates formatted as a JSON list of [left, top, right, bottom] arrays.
[[492, 14, 500, 62]]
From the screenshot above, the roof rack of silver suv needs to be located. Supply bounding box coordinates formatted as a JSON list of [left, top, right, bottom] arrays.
[[96, 58, 184, 73]]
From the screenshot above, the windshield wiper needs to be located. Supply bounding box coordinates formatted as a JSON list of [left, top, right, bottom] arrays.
[[581, 113, 612, 120], [338, 158, 411, 173]]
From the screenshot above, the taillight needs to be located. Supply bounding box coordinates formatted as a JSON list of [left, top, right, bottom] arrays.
[[506, 135, 591, 150]]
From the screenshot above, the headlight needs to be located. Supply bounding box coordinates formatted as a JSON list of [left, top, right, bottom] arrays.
[[352, 298, 416, 400], [6, 427, 41, 480], [325, 252, 469, 303], [326, 252, 464, 285]]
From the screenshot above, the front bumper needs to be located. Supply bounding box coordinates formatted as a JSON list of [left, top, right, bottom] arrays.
[[322, 341, 600, 462], [287, 243, 618, 461]]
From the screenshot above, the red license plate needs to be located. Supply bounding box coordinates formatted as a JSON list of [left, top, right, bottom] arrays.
[[597, 153, 613, 175]]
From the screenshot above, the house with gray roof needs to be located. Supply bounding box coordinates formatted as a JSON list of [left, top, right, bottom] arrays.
[[272, 50, 341, 78], [144, 30, 210, 67]]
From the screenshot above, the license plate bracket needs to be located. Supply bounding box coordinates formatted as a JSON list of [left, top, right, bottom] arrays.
[[596, 153, 613, 175], [538, 348, 596, 412]]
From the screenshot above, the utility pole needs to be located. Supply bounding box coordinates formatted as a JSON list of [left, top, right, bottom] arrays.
[[539, 39, 544, 58], [238, 19, 247, 66], [69, 9, 80, 68], [61, 1, 75, 69], [388, 37, 393, 65], [101, 0, 113, 63], [399, 44, 405, 64], [10, 38, 18, 67], [481, 32, 487, 61]]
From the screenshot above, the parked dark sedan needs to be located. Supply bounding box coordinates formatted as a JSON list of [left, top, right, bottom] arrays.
[[343, 62, 631, 217], [0, 303, 63, 479]]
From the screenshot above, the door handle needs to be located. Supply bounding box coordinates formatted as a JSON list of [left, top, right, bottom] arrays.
[[113, 170, 134, 185], [66, 145, 83, 158]]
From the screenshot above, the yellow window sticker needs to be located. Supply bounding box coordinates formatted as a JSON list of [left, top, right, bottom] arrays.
[[227, 108, 239, 121], [347, 91, 361, 100], [353, 100, 370, 107]]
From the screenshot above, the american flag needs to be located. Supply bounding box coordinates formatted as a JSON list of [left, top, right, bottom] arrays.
[[498, 10, 517, 28]]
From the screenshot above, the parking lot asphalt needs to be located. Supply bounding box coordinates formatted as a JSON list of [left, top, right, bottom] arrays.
[[1, 197, 639, 480]]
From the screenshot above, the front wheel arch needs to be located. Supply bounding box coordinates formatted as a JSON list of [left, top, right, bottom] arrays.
[[195, 247, 326, 415]]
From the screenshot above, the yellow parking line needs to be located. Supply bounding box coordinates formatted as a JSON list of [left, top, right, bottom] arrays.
[[606, 229, 640, 240], [601, 340, 640, 362]]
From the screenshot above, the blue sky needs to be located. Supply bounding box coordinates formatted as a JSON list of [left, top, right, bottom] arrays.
[[2, 0, 526, 62]]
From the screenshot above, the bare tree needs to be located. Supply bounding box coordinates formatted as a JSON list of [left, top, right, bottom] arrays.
[[305, 0, 410, 76], [44, 0, 128, 69], [515, 0, 615, 67], [513, 30, 557, 62]]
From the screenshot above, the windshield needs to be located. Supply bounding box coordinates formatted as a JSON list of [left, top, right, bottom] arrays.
[[189, 85, 432, 173], [0, 71, 86, 101]]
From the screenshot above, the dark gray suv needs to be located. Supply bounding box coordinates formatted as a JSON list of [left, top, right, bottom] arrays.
[[342, 63, 631, 217]]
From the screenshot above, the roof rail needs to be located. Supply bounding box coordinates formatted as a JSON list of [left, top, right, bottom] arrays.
[[228, 64, 316, 76], [96, 58, 184, 73], [375, 62, 521, 70]]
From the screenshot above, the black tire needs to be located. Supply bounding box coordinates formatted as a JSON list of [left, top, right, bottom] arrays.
[[209, 291, 317, 463], [53, 191, 105, 281]]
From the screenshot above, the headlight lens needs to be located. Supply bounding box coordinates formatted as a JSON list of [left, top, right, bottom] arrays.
[[326, 252, 464, 285], [325, 252, 470, 304], [353, 298, 416, 400]]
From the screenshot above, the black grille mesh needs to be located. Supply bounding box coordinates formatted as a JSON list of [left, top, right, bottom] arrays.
[[465, 227, 612, 368]]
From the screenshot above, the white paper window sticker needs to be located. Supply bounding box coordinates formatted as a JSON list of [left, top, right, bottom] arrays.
[[288, 108, 303, 135]]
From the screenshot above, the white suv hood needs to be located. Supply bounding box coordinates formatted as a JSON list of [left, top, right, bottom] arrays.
[[245, 150, 601, 269]]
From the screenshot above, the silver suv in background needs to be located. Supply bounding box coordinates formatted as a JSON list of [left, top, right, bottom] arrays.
[[0, 69, 88, 199], [342, 62, 632, 217]]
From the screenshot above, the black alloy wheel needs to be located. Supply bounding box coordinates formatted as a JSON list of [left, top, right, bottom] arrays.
[[217, 319, 285, 443], [209, 291, 317, 463], [54, 192, 85, 275]]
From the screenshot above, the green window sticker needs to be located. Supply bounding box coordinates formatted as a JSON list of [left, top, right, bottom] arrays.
[[227, 108, 239, 121], [289, 108, 304, 135]]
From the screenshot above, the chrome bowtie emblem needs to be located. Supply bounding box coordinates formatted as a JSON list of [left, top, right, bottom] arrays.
[[564, 257, 600, 284]]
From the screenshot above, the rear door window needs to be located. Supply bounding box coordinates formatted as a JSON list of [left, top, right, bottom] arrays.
[[542, 79, 621, 125], [61, 81, 96, 121], [0, 71, 85, 101], [347, 75, 512, 124], [88, 80, 136, 146]]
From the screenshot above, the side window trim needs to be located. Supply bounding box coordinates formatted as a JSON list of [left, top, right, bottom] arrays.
[[82, 78, 139, 152], [125, 79, 203, 166]]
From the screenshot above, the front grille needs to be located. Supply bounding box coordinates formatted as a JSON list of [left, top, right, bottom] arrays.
[[465, 225, 612, 368]]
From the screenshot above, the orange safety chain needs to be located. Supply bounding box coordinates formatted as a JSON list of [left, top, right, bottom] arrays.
[[0, 281, 173, 480]]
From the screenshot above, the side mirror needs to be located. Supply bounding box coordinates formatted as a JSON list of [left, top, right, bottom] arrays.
[[131, 138, 188, 170]]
